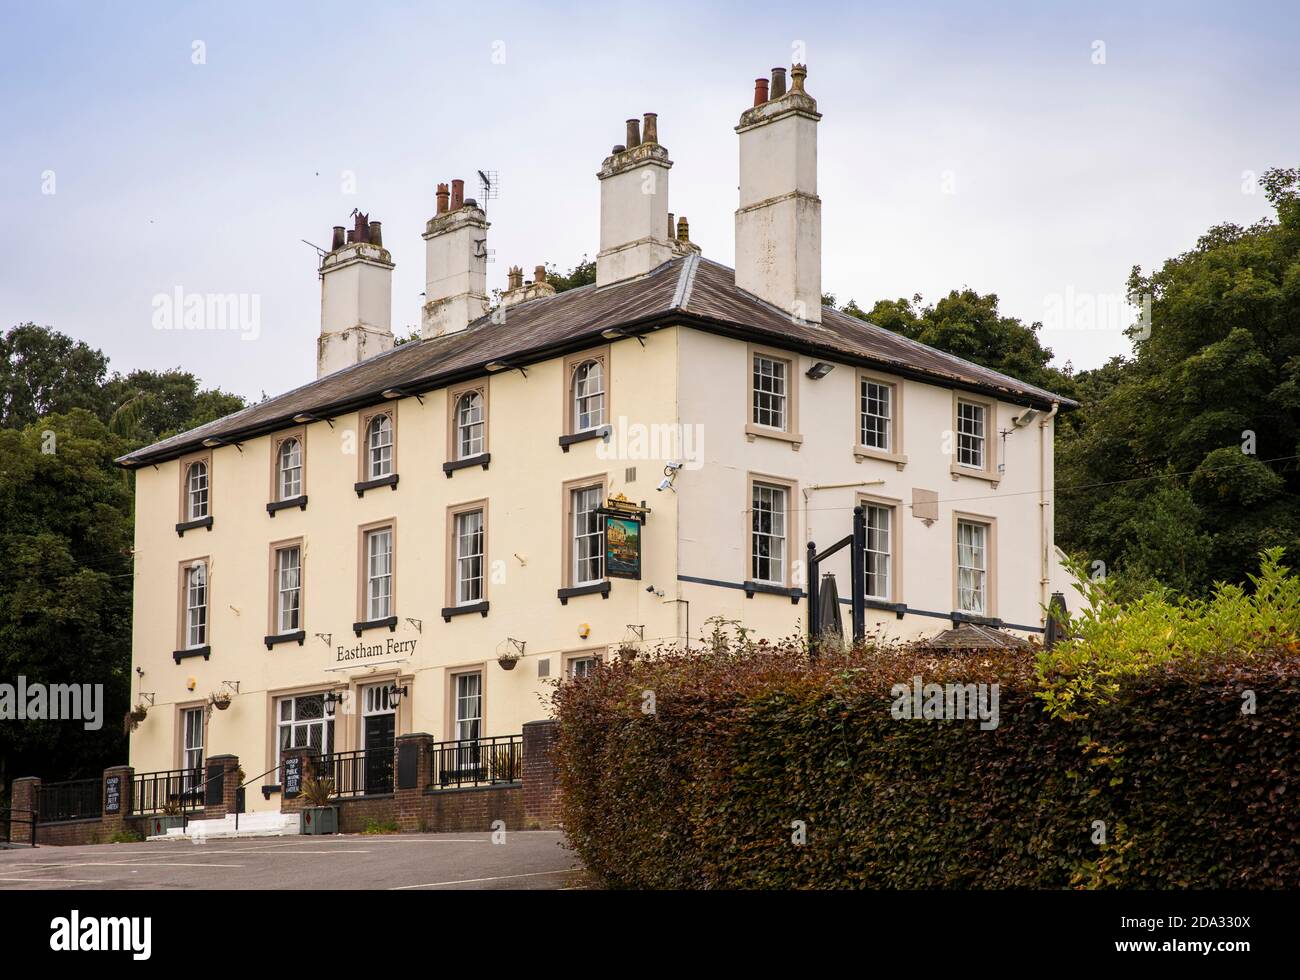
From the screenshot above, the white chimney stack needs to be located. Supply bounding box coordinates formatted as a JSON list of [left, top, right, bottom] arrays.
[[596, 113, 692, 287], [734, 64, 822, 323], [317, 212, 394, 378], [422, 178, 490, 338]]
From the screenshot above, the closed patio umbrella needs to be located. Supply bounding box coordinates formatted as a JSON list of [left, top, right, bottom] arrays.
[[817, 572, 844, 646]]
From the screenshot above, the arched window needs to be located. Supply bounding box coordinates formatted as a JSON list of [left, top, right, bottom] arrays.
[[366, 414, 393, 479], [186, 461, 209, 520], [572, 360, 605, 432], [456, 391, 485, 459], [278, 438, 303, 500]]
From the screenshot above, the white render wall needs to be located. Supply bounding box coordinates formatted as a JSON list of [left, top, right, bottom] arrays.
[[674, 326, 1070, 642]]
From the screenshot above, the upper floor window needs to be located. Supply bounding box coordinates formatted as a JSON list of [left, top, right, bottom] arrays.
[[275, 544, 302, 633], [752, 354, 787, 430], [956, 399, 986, 470], [456, 391, 485, 459], [570, 485, 604, 586], [861, 380, 892, 451], [278, 438, 303, 500], [956, 519, 989, 614], [366, 414, 394, 479], [365, 526, 394, 621], [864, 503, 893, 601], [454, 508, 485, 605], [184, 561, 207, 648], [186, 461, 209, 520], [751, 480, 789, 585], [573, 360, 606, 432]]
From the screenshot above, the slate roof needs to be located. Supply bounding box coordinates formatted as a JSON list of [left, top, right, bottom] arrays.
[[117, 256, 1076, 466]]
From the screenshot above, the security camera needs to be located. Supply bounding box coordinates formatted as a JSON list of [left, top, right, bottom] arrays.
[[657, 476, 675, 492], [657, 460, 682, 492], [664, 461, 683, 472]]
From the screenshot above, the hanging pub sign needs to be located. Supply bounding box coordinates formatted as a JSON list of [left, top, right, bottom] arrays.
[[597, 497, 648, 581]]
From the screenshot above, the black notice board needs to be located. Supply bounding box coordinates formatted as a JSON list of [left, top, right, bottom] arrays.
[[104, 775, 122, 814], [397, 742, 418, 790], [205, 763, 223, 806], [283, 756, 302, 798]]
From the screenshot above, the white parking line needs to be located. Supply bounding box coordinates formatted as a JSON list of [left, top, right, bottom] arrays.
[[0, 876, 105, 884], [391, 868, 576, 890]]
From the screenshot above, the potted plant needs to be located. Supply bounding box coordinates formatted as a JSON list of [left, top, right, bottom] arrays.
[[298, 776, 339, 835], [124, 704, 148, 734], [150, 799, 185, 836], [210, 691, 232, 711], [496, 651, 519, 671]]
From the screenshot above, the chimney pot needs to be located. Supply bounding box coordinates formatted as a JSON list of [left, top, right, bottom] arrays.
[[677, 216, 689, 242], [642, 112, 658, 144], [770, 67, 787, 98], [534, 264, 547, 285], [612, 144, 626, 154], [667, 212, 675, 238], [625, 118, 641, 149], [346, 229, 356, 244], [450, 179, 465, 210], [507, 265, 523, 290], [436, 183, 450, 215], [753, 77, 769, 106], [368, 221, 383, 248], [790, 63, 808, 93], [331, 226, 346, 251]]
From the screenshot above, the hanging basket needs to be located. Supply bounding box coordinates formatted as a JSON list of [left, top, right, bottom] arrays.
[[497, 655, 519, 671]]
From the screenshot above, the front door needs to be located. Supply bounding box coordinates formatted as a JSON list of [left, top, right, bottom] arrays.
[[362, 685, 396, 794]]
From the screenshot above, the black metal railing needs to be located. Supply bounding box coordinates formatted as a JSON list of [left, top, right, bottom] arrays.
[[35, 778, 102, 823], [132, 767, 206, 816], [1, 808, 37, 846], [317, 748, 393, 798], [430, 734, 522, 789]]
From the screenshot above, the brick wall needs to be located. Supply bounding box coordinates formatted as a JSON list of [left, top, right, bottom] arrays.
[[523, 720, 562, 829]]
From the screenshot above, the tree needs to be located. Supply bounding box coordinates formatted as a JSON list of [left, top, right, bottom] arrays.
[[0, 323, 111, 428], [0, 411, 134, 785], [544, 256, 597, 293], [834, 289, 1076, 398], [1056, 167, 1300, 594]]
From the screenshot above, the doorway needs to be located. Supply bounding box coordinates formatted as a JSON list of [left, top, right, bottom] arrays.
[[361, 684, 396, 795]]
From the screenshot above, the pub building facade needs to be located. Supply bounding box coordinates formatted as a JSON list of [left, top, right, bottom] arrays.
[[118, 64, 1075, 809]]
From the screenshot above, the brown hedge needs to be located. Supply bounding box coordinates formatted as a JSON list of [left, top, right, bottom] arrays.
[[550, 641, 1300, 888]]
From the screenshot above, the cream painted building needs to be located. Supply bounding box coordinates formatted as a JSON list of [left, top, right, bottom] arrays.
[[118, 64, 1076, 809]]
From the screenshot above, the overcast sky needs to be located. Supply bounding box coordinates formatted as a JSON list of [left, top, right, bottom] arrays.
[[2, 0, 1296, 400]]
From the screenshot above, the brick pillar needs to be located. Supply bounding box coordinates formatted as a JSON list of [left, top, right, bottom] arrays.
[[101, 765, 134, 840], [394, 732, 434, 832], [202, 754, 240, 819], [279, 748, 317, 815], [523, 720, 561, 830], [9, 777, 39, 844]]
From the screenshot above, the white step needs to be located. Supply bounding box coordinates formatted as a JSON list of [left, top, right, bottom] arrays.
[[147, 811, 300, 841]]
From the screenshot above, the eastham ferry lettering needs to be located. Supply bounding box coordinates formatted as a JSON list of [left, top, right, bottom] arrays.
[[336, 637, 417, 662]]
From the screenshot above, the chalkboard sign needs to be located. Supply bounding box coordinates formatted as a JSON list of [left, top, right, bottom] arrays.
[[397, 742, 418, 790], [205, 763, 223, 806], [283, 756, 302, 797], [105, 775, 122, 814]]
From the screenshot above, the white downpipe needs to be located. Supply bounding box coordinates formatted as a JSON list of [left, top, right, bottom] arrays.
[[1039, 401, 1060, 620]]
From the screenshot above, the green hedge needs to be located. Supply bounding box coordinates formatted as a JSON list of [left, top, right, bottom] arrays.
[[552, 641, 1300, 888]]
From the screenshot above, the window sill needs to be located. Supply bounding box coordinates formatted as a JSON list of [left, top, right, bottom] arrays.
[[557, 581, 611, 604], [443, 453, 491, 477], [441, 600, 490, 622], [745, 423, 802, 449], [352, 615, 398, 636], [173, 645, 211, 664], [743, 580, 802, 603], [354, 474, 399, 497], [951, 610, 1003, 628], [559, 426, 611, 452], [854, 446, 908, 470], [264, 630, 306, 650], [949, 463, 999, 486], [864, 598, 908, 619], [267, 495, 308, 516], [175, 516, 213, 537]]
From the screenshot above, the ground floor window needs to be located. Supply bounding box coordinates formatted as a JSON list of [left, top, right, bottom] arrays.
[[454, 672, 482, 744], [956, 519, 988, 614], [182, 706, 204, 794], [278, 693, 335, 755]]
